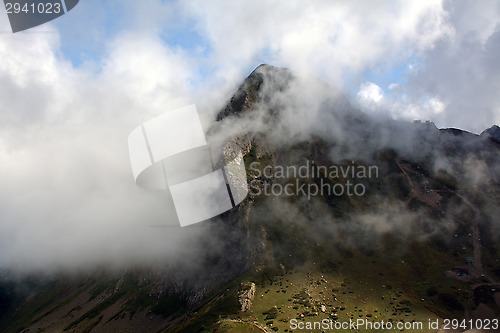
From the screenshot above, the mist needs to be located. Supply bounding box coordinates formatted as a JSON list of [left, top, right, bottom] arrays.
[[0, 0, 499, 278]]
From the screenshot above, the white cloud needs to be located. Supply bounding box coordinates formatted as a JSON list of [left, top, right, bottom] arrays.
[[427, 97, 445, 114], [180, 0, 498, 132], [101, 32, 195, 116], [178, 0, 452, 88], [401, 0, 500, 132], [358, 82, 384, 105], [0, 0, 499, 271], [0, 15, 208, 271]]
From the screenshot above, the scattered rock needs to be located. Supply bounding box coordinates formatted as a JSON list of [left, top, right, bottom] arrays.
[[263, 306, 279, 320], [239, 282, 256, 312]]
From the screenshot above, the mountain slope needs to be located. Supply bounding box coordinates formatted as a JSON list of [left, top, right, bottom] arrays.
[[1, 64, 499, 333]]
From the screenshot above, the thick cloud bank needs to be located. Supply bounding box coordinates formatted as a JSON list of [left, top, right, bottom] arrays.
[[0, 0, 498, 272]]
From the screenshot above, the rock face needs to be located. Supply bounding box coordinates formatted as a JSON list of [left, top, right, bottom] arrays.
[[481, 125, 500, 143], [238, 282, 256, 312], [216, 64, 293, 121]]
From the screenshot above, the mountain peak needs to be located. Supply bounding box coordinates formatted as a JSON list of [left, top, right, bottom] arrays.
[[216, 64, 294, 121], [481, 125, 500, 143]]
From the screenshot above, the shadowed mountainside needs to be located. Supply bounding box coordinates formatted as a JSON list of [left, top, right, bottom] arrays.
[[1, 64, 499, 333]]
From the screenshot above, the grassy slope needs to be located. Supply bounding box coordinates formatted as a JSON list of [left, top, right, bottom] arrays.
[[166, 233, 483, 333]]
